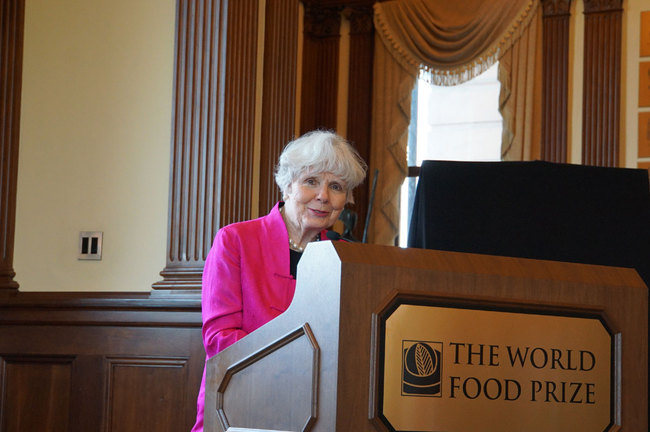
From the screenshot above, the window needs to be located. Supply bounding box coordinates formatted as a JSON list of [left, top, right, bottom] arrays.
[[399, 64, 503, 247]]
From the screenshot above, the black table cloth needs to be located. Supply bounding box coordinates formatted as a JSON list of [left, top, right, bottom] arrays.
[[408, 160, 650, 289]]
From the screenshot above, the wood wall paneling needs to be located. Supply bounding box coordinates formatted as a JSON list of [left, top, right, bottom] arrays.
[[0, 356, 73, 432], [0, 293, 204, 432], [0, 0, 24, 292], [220, 0, 259, 227], [541, 0, 571, 163], [300, 4, 342, 134], [344, 5, 374, 240], [105, 357, 190, 432], [259, 0, 300, 214], [582, 0, 623, 167]]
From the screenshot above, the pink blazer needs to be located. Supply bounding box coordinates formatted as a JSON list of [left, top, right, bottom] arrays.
[[192, 202, 326, 431]]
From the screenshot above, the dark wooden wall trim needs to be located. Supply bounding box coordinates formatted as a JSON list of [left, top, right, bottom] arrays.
[[0, 292, 204, 432], [0, 0, 24, 291], [344, 5, 374, 240], [0, 291, 202, 326], [220, 0, 260, 227], [541, 0, 571, 163], [259, 0, 301, 213], [582, 0, 622, 167], [300, 3, 342, 133]]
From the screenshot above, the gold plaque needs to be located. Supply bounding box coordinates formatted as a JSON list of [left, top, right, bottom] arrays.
[[380, 304, 612, 431]]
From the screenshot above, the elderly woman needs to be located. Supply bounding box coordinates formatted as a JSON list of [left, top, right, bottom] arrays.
[[191, 130, 367, 431]]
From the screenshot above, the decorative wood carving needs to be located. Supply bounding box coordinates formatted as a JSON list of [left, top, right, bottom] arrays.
[[0, 0, 24, 292], [258, 0, 300, 214], [155, 0, 260, 290], [314, 0, 376, 6], [582, 0, 622, 166], [583, 0, 622, 13], [303, 3, 343, 37], [542, 0, 571, 16], [300, 4, 342, 133], [346, 5, 374, 35], [541, 0, 571, 163]]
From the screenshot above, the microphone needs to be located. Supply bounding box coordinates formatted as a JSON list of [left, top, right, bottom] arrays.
[[326, 230, 343, 241], [326, 230, 357, 242]]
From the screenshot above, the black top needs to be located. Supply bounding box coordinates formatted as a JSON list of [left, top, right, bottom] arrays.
[[289, 249, 302, 279]]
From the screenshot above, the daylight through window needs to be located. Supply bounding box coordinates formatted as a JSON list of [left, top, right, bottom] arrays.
[[399, 64, 503, 247]]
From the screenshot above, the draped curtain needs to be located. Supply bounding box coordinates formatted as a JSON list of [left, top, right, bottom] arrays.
[[368, 0, 541, 245]]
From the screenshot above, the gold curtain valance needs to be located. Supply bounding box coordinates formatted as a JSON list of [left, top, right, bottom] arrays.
[[374, 0, 538, 85]]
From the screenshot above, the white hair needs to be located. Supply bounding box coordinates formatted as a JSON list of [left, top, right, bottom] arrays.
[[274, 130, 367, 203]]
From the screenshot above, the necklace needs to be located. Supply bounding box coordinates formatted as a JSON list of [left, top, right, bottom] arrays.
[[288, 237, 305, 252], [281, 205, 320, 252], [288, 234, 320, 252]]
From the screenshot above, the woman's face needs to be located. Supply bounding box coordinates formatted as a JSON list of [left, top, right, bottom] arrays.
[[283, 171, 348, 235]]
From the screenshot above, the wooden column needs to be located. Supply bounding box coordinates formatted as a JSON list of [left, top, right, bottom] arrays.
[[219, 0, 260, 226], [582, 0, 622, 167], [344, 5, 374, 240], [300, 3, 342, 133], [154, 0, 261, 290], [0, 0, 24, 292], [541, 0, 571, 163], [258, 0, 300, 214]]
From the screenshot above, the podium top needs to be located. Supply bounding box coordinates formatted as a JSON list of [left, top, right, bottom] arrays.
[[298, 241, 647, 294]]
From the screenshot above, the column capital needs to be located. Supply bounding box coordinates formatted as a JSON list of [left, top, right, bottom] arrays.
[[541, 0, 572, 17], [303, 4, 342, 38], [344, 5, 374, 35], [583, 0, 622, 14]]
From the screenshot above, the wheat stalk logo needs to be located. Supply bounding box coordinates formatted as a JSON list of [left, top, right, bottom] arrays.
[[414, 343, 435, 376], [403, 341, 442, 395]]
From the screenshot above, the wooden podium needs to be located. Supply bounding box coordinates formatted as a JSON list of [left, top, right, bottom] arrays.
[[205, 241, 648, 431]]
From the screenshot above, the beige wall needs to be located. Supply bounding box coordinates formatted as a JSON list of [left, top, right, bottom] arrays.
[[15, 0, 175, 291], [13, 0, 647, 292]]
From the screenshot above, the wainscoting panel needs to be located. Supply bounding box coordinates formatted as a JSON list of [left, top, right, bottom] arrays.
[[105, 357, 189, 432], [0, 292, 204, 432], [0, 356, 73, 432]]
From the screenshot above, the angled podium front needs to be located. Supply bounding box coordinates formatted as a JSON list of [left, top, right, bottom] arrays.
[[205, 241, 647, 432]]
